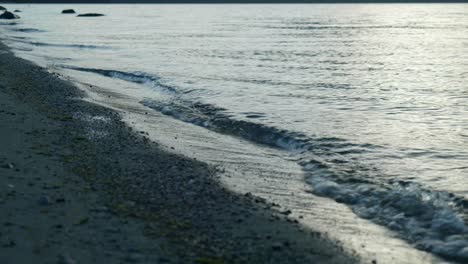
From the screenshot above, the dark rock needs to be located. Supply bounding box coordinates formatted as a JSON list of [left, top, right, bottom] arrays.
[[271, 242, 282, 251], [14, 10, 21, 13], [0, 6, 6, 11], [280, 210, 292, 215], [61, 9, 75, 14], [77, 13, 104, 17], [3, 222, 14, 227], [0, 11, 20, 20], [38, 195, 52, 206]]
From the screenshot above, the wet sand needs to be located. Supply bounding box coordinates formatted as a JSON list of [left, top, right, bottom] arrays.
[[0, 41, 357, 263]]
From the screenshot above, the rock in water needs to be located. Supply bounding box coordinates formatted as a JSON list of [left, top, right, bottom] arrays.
[[77, 13, 105, 17], [61, 9, 75, 14], [0, 6, 6, 11], [0, 11, 20, 20], [14, 10, 21, 13]]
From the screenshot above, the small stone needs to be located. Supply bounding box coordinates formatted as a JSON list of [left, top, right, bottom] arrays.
[[272, 242, 282, 251], [76, 217, 89, 225], [1, 238, 16, 248], [58, 254, 76, 264], [280, 210, 292, 215], [1, 163, 15, 169], [38, 196, 52, 206], [105, 227, 120, 234], [123, 200, 136, 208], [3, 222, 14, 227]]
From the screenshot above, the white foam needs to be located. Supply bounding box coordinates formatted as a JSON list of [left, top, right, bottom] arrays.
[[306, 175, 468, 261]]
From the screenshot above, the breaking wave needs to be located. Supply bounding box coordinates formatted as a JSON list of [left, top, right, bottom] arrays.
[[61, 66, 177, 94], [147, 97, 468, 261], [307, 171, 468, 261]]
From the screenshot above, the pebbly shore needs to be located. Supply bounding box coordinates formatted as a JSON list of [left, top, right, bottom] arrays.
[[0, 41, 358, 263]]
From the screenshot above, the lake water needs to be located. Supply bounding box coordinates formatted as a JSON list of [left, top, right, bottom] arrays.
[[1, 3, 467, 262]]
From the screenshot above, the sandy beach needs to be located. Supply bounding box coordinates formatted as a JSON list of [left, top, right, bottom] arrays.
[[0, 41, 357, 263]]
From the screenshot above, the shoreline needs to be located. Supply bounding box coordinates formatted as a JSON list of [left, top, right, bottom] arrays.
[[0, 41, 357, 263]]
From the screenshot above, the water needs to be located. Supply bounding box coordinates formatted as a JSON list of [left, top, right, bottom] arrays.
[[1, 3, 467, 262]]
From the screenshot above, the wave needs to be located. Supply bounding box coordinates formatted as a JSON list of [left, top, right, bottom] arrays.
[[0, 22, 18, 26], [61, 66, 177, 94], [265, 25, 459, 31], [10, 28, 45, 33], [307, 171, 468, 261], [60, 66, 468, 261], [10, 36, 30, 40], [10, 39, 110, 50], [30, 42, 109, 49], [12, 47, 33, 52], [144, 99, 376, 153], [141, 81, 468, 262]]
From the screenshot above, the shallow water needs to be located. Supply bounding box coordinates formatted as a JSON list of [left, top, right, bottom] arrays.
[[1, 3, 467, 262]]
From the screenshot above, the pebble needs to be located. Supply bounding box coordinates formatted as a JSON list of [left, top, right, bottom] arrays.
[[38, 195, 52, 206], [1, 238, 16, 248], [271, 242, 282, 251], [105, 227, 121, 234], [58, 254, 76, 264], [280, 210, 292, 215], [1, 163, 15, 169]]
